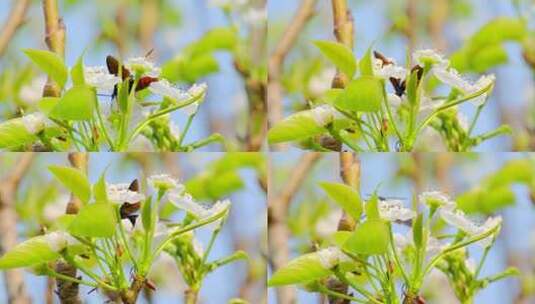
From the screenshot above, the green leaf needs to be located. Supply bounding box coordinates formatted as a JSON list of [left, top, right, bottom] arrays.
[[71, 54, 85, 86], [365, 193, 380, 220], [335, 76, 383, 112], [470, 18, 526, 48], [0, 118, 35, 150], [268, 252, 331, 286], [23, 49, 68, 89], [313, 40, 356, 79], [142, 196, 153, 232], [0, 236, 59, 269], [50, 85, 96, 121], [93, 171, 108, 202], [319, 182, 362, 220], [344, 220, 389, 255], [268, 111, 326, 143], [68, 203, 116, 238], [359, 47, 374, 76], [38, 97, 60, 115], [187, 27, 237, 55], [49, 165, 91, 204], [412, 214, 424, 248]]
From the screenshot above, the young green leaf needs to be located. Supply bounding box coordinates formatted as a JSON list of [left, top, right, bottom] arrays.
[[23, 49, 68, 89], [365, 193, 380, 220], [267, 112, 325, 144], [359, 46, 374, 76], [49, 165, 91, 204], [68, 203, 116, 238], [0, 236, 59, 269], [93, 171, 108, 202], [268, 252, 331, 286], [142, 196, 153, 232], [313, 40, 357, 79], [413, 214, 424, 248], [335, 76, 383, 112], [71, 54, 85, 86], [0, 118, 36, 150], [38, 97, 61, 116], [343, 219, 389, 255], [319, 182, 362, 220], [50, 85, 96, 121]]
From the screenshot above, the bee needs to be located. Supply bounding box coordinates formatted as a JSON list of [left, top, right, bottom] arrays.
[[374, 51, 424, 97], [119, 179, 141, 226], [106, 49, 159, 100]]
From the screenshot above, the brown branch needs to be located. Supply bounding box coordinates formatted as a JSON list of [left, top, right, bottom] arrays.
[[406, 0, 418, 52], [268, 0, 317, 150], [139, 0, 159, 52], [0, 153, 34, 304], [42, 0, 66, 97], [268, 152, 321, 304], [0, 0, 30, 58], [55, 153, 87, 304], [428, 0, 448, 52], [325, 152, 359, 304]]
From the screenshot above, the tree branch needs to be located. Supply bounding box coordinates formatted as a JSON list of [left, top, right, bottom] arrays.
[[0, 0, 30, 58], [0, 153, 34, 304], [268, 152, 321, 303], [55, 153, 87, 304], [268, 0, 317, 150], [42, 0, 66, 97]]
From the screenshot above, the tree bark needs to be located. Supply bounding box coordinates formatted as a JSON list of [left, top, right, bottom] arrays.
[[0, 154, 34, 304]]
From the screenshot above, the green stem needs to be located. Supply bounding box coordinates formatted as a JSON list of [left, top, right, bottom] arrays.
[[178, 114, 195, 148], [126, 94, 202, 146]]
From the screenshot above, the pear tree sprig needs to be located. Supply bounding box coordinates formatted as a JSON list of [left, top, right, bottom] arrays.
[[269, 186, 516, 303]]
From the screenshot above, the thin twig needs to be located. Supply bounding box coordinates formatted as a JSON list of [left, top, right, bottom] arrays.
[[268, 152, 322, 303], [55, 153, 87, 304], [42, 0, 66, 97], [0, 153, 34, 304], [0, 0, 30, 57], [268, 0, 317, 150]]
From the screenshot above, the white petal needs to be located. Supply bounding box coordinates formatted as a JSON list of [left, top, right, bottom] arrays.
[[310, 104, 336, 127], [84, 66, 120, 90], [378, 199, 416, 221], [21, 112, 46, 134], [317, 247, 351, 269], [106, 183, 145, 204]]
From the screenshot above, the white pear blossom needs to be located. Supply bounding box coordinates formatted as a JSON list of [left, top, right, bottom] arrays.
[[419, 191, 456, 210], [432, 66, 472, 92], [43, 194, 70, 222], [373, 57, 407, 79], [19, 76, 47, 105], [378, 199, 416, 221], [315, 209, 343, 238], [468, 74, 495, 107], [149, 80, 206, 116], [317, 246, 352, 269], [394, 231, 447, 256], [125, 57, 160, 77], [439, 208, 502, 248], [44, 231, 80, 252], [84, 66, 120, 90], [21, 112, 47, 134], [432, 65, 495, 107], [107, 183, 145, 204], [308, 68, 336, 96], [243, 7, 267, 27], [413, 49, 449, 68], [309, 104, 337, 127], [148, 174, 183, 192], [387, 93, 403, 107], [167, 190, 231, 229]]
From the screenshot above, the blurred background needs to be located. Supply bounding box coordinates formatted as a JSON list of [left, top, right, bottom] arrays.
[[0, 0, 267, 151], [269, 152, 535, 303], [0, 152, 267, 303], [268, 0, 535, 151]]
